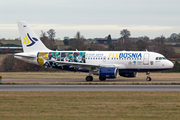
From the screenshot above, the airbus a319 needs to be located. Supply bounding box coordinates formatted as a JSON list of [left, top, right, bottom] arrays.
[[14, 21, 174, 81]]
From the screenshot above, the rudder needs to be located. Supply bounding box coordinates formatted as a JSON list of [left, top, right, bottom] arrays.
[[17, 21, 51, 53]]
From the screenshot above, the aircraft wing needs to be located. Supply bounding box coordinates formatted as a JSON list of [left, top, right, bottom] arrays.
[[49, 60, 126, 70], [50, 60, 99, 68]]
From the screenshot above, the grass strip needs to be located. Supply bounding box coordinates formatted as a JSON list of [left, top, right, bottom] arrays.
[[0, 91, 180, 120]]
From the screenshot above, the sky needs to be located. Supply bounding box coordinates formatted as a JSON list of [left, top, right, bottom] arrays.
[[0, 0, 180, 40]]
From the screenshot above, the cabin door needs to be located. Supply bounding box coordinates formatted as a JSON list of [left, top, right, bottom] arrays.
[[143, 53, 149, 65]]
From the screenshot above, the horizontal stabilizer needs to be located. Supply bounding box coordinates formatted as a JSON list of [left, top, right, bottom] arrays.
[[14, 53, 36, 58]]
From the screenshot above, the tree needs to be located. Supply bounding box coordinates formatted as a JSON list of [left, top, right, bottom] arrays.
[[160, 35, 165, 44], [113, 40, 124, 51], [69, 32, 85, 50], [143, 36, 150, 41], [107, 34, 112, 45], [41, 30, 46, 37], [170, 61, 180, 72], [123, 40, 134, 51], [86, 43, 105, 51], [138, 36, 149, 41], [47, 29, 56, 40], [1, 55, 15, 72], [178, 33, 180, 37], [120, 29, 131, 42], [0, 55, 42, 72], [170, 33, 178, 42], [154, 35, 165, 47], [108, 44, 115, 51], [63, 39, 69, 45], [154, 37, 160, 47], [177, 33, 180, 42], [40, 30, 56, 50], [136, 40, 149, 51], [158, 44, 175, 58]]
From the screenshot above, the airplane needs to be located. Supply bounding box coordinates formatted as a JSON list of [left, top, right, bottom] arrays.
[[14, 21, 174, 81]]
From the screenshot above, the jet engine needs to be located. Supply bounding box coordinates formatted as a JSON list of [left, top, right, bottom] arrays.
[[99, 67, 119, 79], [119, 72, 138, 78]]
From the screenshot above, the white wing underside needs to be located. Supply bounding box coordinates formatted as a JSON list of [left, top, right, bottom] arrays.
[[49, 60, 126, 70]]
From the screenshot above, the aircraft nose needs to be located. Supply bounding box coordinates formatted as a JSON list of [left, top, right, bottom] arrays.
[[168, 60, 174, 68]]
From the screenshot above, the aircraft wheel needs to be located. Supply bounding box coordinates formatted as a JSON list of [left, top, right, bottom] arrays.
[[99, 77, 106, 81], [146, 77, 151, 81], [86, 76, 93, 81]]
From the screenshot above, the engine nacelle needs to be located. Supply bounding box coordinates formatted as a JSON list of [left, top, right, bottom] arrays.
[[99, 67, 119, 78], [119, 72, 138, 78]]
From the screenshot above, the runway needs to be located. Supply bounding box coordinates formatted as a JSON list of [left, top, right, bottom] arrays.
[[3, 79, 180, 83], [0, 85, 180, 91]]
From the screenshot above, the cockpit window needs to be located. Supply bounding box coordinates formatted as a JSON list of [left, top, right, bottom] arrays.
[[155, 57, 167, 60], [162, 57, 166, 60], [159, 57, 162, 60]]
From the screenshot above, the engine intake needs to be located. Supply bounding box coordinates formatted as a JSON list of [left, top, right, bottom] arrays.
[[99, 67, 118, 78]]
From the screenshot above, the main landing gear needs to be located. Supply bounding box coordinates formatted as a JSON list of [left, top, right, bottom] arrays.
[[86, 76, 107, 81], [86, 76, 93, 81], [86, 71, 107, 81], [99, 77, 106, 81], [86, 71, 93, 81], [146, 71, 151, 81]]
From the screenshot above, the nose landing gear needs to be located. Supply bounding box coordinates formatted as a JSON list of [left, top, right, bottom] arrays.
[[146, 71, 151, 81], [146, 76, 151, 81]]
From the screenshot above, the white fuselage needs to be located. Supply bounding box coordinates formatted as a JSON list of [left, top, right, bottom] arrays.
[[14, 50, 174, 72]]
